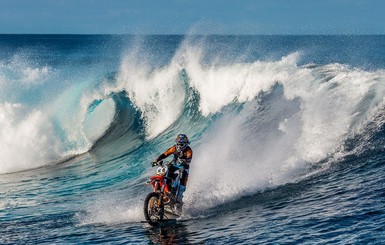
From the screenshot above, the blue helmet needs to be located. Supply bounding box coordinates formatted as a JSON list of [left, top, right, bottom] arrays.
[[175, 134, 189, 152]]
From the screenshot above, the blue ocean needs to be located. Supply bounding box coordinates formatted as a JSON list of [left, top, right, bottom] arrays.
[[1, 35, 385, 244]]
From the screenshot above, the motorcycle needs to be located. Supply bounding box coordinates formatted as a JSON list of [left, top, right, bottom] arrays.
[[143, 161, 184, 226]]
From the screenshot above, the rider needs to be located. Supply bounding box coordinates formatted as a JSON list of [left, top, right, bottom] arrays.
[[152, 134, 192, 203]]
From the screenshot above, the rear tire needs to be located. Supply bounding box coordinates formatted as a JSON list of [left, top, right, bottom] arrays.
[[143, 192, 164, 226]]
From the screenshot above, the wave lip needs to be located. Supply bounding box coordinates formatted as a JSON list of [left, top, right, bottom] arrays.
[[2, 35, 385, 179], [83, 97, 116, 144], [86, 92, 145, 158]]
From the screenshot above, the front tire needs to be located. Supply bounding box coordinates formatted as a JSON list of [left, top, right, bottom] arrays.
[[143, 192, 164, 226]]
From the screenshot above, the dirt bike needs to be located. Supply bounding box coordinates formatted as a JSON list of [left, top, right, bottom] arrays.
[[143, 161, 184, 226]]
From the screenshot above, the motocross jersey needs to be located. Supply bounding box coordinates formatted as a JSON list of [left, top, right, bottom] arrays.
[[156, 145, 193, 168]]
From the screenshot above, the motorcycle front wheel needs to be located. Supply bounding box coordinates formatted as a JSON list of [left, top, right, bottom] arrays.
[[143, 192, 164, 226]]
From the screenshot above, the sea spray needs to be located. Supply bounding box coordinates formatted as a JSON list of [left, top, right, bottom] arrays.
[[117, 46, 186, 139], [181, 51, 385, 211], [2, 35, 385, 244]]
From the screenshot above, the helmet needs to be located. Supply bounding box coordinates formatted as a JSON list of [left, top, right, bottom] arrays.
[[156, 166, 167, 176], [175, 134, 189, 152]]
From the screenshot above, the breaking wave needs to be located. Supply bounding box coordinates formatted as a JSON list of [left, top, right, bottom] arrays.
[[1, 37, 385, 213]]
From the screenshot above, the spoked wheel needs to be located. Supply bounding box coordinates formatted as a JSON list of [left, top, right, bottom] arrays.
[[143, 192, 164, 226]]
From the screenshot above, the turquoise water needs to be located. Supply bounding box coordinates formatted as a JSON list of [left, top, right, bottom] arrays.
[[1, 35, 385, 244]]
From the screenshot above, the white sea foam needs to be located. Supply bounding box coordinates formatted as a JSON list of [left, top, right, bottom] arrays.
[[179, 44, 385, 211], [0, 102, 62, 173], [112, 40, 385, 212], [0, 58, 92, 174], [117, 47, 186, 139], [78, 199, 143, 225], [0, 58, 64, 173], [2, 38, 385, 180]]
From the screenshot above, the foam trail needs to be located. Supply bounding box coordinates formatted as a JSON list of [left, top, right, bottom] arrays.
[[79, 205, 143, 225], [78, 199, 143, 225]]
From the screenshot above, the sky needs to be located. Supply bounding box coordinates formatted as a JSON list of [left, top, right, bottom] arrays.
[[0, 0, 384, 35]]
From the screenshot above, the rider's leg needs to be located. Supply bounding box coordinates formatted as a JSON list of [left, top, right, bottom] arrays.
[[167, 165, 177, 193], [177, 185, 185, 202], [176, 169, 189, 202]]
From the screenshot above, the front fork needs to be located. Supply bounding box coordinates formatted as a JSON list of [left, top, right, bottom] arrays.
[[151, 181, 166, 206]]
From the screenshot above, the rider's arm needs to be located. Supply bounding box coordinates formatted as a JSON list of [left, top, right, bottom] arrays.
[[184, 148, 193, 164], [156, 146, 177, 162]]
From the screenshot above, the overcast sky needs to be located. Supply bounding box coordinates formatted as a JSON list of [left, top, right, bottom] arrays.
[[1, 0, 384, 34]]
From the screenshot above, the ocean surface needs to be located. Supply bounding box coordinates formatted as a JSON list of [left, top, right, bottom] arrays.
[[1, 34, 385, 244]]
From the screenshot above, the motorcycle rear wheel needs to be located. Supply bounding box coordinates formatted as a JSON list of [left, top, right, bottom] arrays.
[[143, 192, 164, 226]]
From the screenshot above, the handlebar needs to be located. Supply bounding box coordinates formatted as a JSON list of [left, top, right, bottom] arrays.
[[151, 160, 186, 169], [151, 160, 164, 167]]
